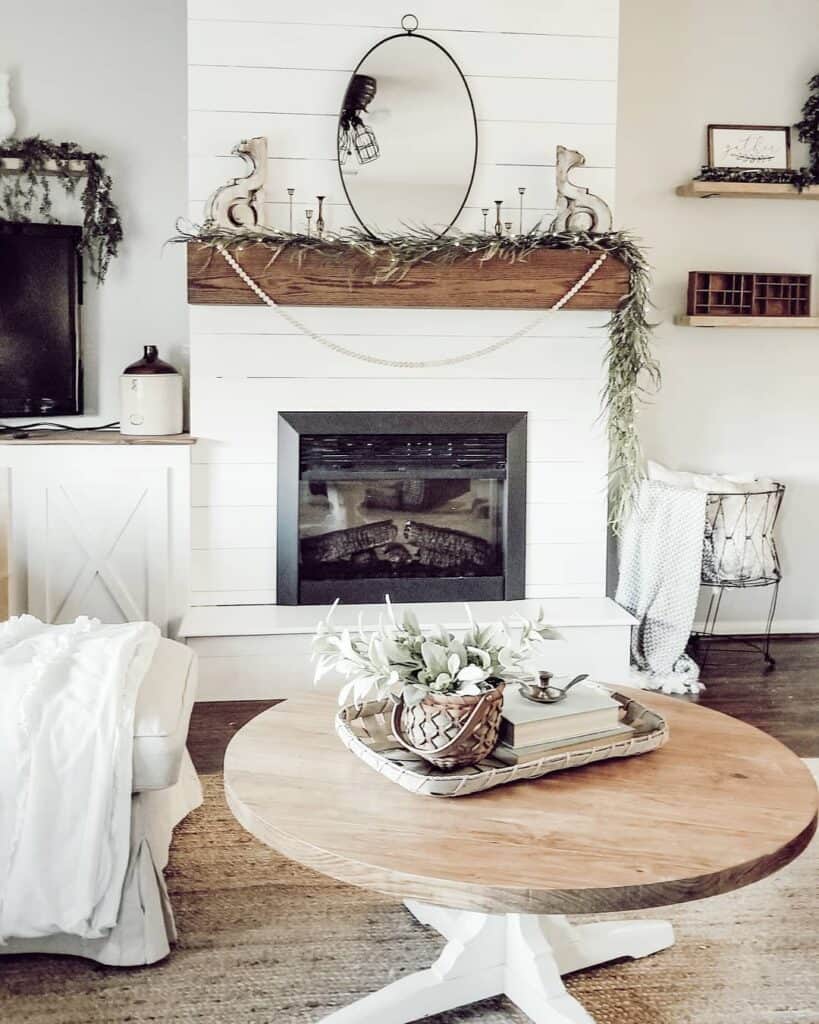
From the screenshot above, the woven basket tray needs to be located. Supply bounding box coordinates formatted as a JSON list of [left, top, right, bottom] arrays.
[[335, 690, 668, 797]]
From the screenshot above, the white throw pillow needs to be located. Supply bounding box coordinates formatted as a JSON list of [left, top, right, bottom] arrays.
[[646, 460, 762, 493], [646, 462, 777, 583]]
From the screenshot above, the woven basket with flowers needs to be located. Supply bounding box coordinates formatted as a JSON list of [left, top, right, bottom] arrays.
[[313, 599, 561, 770]]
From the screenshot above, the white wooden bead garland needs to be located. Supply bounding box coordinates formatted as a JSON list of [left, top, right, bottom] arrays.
[[216, 242, 607, 370]]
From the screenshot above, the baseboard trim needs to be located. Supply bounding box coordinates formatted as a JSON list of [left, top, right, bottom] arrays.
[[692, 620, 819, 636]]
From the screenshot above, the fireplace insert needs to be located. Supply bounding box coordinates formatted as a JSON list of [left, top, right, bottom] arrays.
[[277, 411, 526, 605]]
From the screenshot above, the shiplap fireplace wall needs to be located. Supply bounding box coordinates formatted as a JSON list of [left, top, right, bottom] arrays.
[[187, 0, 619, 609]]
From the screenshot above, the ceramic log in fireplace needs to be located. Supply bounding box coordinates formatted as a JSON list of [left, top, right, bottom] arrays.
[[277, 412, 527, 605]]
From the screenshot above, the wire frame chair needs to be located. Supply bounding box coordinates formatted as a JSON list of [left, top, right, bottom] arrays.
[[691, 483, 784, 669]]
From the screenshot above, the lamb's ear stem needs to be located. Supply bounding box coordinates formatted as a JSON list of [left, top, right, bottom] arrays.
[[385, 593, 397, 627]]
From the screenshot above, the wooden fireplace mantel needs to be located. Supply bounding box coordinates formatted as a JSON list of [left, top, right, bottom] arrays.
[[187, 242, 629, 310]]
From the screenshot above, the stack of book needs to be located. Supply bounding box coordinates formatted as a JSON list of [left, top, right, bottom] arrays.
[[493, 681, 632, 765]]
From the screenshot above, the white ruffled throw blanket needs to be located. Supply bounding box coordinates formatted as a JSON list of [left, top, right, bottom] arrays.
[[0, 616, 159, 942]]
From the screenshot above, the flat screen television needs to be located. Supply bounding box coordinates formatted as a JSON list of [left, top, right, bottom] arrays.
[[0, 222, 83, 416]]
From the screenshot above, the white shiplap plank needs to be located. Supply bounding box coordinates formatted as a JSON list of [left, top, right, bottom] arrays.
[[186, 198, 557, 234], [528, 420, 605, 461], [190, 377, 603, 440], [188, 21, 617, 81], [527, 463, 607, 502], [189, 306, 611, 337], [191, 547, 277, 591], [191, 499, 604, 550], [526, 501, 605, 543], [190, 588, 278, 605], [192, 505, 276, 548], [188, 156, 614, 210], [190, 333, 607, 380], [189, 66, 616, 126], [191, 420, 605, 465], [188, 1, 619, 39], [192, 463, 277, 506], [188, 582, 604, 607], [182, 599, 633, 638], [190, 539, 601, 593], [188, 110, 617, 167], [190, 460, 603, 511], [527, 542, 604, 584], [191, 440, 278, 464]]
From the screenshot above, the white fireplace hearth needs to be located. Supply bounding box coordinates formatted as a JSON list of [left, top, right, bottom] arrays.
[[180, 600, 635, 701]]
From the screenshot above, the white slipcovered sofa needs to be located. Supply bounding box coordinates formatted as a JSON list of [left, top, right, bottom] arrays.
[[0, 638, 202, 965]]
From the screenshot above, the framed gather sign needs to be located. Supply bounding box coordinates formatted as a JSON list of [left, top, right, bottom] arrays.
[[707, 124, 792, 171]]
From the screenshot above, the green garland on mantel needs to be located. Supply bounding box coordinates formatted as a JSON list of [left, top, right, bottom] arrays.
[[0, 136, 123, 282], [175, 223, 660, 529]]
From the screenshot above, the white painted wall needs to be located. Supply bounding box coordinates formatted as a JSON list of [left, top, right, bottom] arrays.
[[186, 0, 620, 606], [0, 0, 188, 425], [617, 0, 819, 631]]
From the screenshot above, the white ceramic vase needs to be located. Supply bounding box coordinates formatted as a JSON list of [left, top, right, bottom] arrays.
[[0, 73, 16, 140]]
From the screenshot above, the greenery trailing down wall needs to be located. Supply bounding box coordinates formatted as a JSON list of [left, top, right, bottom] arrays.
[[173, 223, 660, 529], [0, 136, 123, 281]]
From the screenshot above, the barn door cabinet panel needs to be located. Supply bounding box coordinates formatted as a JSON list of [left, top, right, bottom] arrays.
[[0, 441, 192, 637]]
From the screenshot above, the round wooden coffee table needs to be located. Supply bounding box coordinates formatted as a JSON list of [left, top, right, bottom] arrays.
[[224, 689, 817, 1024]]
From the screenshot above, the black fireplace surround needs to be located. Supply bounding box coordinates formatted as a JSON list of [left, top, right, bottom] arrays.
[[277, 411, 527, 605]]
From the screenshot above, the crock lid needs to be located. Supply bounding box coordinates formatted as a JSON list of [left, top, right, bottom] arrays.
[[123, 345, 179, 374]]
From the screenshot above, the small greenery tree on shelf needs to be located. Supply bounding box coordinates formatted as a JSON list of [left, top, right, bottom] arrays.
[[0, 135, 123, 282], [795, 73, 819, 183]]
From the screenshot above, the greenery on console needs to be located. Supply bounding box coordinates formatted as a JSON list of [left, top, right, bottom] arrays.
[[173, 222, 660, 526], [795, 72, 819, 182], [313, 598, 561, 707], [0, 136, 123, 281]]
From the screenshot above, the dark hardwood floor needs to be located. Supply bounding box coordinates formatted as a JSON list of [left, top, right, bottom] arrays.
[[690, 636, 818, 757], [188, 636, 819, 775]]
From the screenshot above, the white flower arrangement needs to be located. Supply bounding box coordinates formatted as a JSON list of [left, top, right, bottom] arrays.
[[313, 598, 562, 707]]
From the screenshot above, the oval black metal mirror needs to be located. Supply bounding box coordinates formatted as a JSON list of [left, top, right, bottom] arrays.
[[337, 15, 478, 238]]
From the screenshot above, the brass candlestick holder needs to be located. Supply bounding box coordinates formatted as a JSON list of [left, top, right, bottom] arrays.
[[316, 195, 326, 237], [494, 200, 503, 237]]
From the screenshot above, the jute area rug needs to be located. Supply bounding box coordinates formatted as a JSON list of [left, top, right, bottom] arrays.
[[2, 763, 817, 1024]]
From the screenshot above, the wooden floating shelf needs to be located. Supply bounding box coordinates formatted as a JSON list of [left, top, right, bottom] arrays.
[[0, 156, 89, 176], [676, 180, 819, 201], [675, 315, 819, 328], [187, 242, 629, 310]]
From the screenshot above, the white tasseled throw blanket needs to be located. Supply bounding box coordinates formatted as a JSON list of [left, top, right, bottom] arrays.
[[0, 616, 159, 941], [616, 480, 707, 694]]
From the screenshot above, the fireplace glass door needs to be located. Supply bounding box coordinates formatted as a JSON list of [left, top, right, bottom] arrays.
[[299, 475, 504, 584]]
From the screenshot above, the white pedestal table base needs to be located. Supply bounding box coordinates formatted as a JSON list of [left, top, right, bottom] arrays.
[[318, 900, 674, 1024]]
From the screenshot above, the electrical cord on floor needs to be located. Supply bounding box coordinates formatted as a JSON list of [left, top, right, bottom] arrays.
[[0, 421, 120, 438]]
